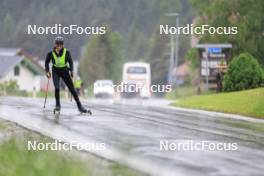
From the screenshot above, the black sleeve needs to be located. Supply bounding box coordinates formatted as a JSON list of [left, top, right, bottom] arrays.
[[67, 50, 74, 72], [45, 52, 51, 72]]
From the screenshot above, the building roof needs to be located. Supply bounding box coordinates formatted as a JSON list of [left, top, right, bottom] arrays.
[[0, 48, 22, 56], [0, 48, 45, 78], [0, 55, 23, 78], [20, 57, 45, 76]]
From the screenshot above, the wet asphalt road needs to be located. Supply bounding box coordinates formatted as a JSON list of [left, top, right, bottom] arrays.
[[0, 97, 264, 176]]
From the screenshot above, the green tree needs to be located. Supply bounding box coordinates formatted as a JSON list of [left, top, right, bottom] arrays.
[[190, 0, 264, 65], [223, 53, 264, 91], [146, 28, 170, 85], [144, 0, 184, 85], [1, 13, 15, 44], [79, 31, 123, 86], [185, 48, 199, 69]]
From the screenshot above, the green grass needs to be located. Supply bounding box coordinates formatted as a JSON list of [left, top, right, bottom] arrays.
[[109, 163, 144, 176], [172, 88, 264, 119], [0, 137, 89, 176], [166, 86, 197, 100], [36, 91, 53, 97], [0, 123, 146, 176], [1, 90, 29, 97], [0, 119, 13, 131], [0, 122, 7, 130], [166, 85, 215, 100]]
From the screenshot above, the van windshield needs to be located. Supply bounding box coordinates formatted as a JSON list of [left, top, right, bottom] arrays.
[[127, 67, 146, 74]]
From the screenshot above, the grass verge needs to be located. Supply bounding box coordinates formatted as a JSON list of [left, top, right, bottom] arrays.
[[172, 88, 264, 119], [0, 119, 145, 176], [0, 137, 89, 176], [166, 86, 197, 100]]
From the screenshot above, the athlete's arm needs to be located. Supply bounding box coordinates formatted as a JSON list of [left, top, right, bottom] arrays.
[[67, 50, 74, 73], [45, 52, 52, 78], [45, 52, 51, 72]]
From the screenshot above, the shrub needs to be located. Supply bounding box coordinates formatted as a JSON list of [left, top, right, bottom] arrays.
[[0, 80, 18, 93], [223, 53, 264, 91], [5, 80, 19, 92]]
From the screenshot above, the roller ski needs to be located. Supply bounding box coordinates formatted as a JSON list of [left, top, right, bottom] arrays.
[[53, 106, 60, 115], [78, 105, 92, 115]]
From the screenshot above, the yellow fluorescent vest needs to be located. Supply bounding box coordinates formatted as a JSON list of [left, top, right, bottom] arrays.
[[74, 79, 82, 88], [52, 48, 67, 68]]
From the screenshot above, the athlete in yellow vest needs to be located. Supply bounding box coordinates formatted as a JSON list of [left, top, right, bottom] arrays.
[[45, 36, 91, 114], [74, 77, 83, 96]]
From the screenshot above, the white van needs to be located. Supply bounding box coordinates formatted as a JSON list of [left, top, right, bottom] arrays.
[[122, 62, 151, 98], [93, 80, 114, 98]]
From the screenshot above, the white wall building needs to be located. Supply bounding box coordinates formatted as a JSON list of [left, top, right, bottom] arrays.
[[0, 48, 44, 92]]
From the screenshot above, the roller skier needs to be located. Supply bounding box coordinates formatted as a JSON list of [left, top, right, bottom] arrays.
[[45, 36, 91, 115]]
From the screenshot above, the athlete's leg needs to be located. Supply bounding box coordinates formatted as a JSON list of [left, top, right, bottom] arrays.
[[52, 70, 61, 108], [61, 71, 82, 107], [76, 88, 80, 96]]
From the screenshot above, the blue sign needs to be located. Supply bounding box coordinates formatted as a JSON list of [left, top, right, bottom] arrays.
[[208, 47, 222, 53]]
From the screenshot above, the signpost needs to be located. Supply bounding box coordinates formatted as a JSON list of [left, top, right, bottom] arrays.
[[196, 44, 232, 91], [166, 13, 179, 86]]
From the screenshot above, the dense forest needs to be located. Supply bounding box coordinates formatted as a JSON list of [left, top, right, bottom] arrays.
[[0, 0, 195, 85], [1, 0, 263, 86], [0, 0, 194, 61]]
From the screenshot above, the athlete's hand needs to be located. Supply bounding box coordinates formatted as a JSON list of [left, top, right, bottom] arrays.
[[46, 72, 51, 79]]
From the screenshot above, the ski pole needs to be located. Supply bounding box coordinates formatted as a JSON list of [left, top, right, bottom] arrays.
[[70, 76, 73, 101], [43, 78, 50, 108]]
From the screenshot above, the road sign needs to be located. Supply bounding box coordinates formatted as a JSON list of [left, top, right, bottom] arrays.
[[208, 47, 222, 54], [196, 44, 232, 91]]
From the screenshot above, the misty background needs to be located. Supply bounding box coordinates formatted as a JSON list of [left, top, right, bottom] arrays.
[[0, 0, 195, 85], [1, 0, 263, 87]]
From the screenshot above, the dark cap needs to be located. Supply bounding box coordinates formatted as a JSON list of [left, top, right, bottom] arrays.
[[55, 36, 64, 45]]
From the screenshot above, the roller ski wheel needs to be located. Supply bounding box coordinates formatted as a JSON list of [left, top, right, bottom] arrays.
[[79, 109, 92, 115], [53, 107, 60, 115], [78, 106, 92, 115], [87, 110, 92, 115]]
